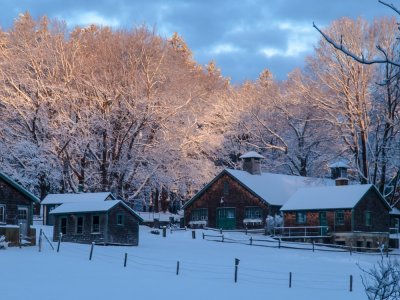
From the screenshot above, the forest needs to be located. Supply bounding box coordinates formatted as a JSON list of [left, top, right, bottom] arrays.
[[0, 13, 399, 210]]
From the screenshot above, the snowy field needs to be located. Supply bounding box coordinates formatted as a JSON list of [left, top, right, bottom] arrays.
[[0, 226, 393, 300]]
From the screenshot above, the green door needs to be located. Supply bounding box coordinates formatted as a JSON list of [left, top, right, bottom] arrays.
[[319, 212, 327, 236], [216, 208, 236, 230]]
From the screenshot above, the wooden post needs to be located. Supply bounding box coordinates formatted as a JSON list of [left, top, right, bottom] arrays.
[[386, 245, 389, 258], [57, 233, 62, 252], [245, 227, 248, 235], [278, 238, 281, 248], [19, 223, 22, 249], [162, 226, 166, 238], [124, 253, 128, 267], [191, 230, 196, 239], [234, 258, 240, 283], [289, 272, 292, 288], [349, 275, 353, 292], [312, 240, 315, 252], [350, 243, 352, 256], [176, 261, 180, 275], [250, 237, 253, 245], [202, 232, 205, 240], [38, 228, 43, 252], [89, 242, 94, 260], [222, 235, 224, 243], [220, 228, 222, 234]]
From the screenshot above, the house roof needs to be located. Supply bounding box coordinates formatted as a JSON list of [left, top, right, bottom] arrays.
[[49, 200, 143, 222], [0, 172, 40, 204], [183, 168, 334, 209], [281, 184, 390, 211], [239, 151, 265, 159], [41, 192, 115, 205]]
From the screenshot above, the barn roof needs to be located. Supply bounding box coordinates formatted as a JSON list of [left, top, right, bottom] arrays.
[[0, 171, 40, 204], [41, 192, 115, 205], [49, 200, 143, 221], [281, 184, 390, 211], [183, 168, 334, 209]]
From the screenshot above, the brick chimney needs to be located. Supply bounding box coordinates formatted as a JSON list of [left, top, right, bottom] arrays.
[[239, 151, 265, 175], [329, 162, 349, 186]]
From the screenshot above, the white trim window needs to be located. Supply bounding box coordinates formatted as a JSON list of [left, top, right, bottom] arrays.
[[0, 205, 5, 224]]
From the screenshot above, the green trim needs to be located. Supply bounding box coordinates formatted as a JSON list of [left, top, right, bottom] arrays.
[[0, 172, 40, 204]]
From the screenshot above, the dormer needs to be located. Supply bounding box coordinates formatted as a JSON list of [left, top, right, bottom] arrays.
[[239, 151, 265, 175]]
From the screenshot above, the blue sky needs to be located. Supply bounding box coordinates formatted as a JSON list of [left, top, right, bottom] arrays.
[[0, 0, 394, 82]]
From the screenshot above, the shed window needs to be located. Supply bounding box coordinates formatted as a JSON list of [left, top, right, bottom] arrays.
[[76, 216, 83, 234], [365, 211, 372, 227], [296, 212, 306, 224], [223, 181, 229, 195], [245, 207, 262, 219], [60, 217, 67, 235], [92, 215, 100, 233], [191, 209, 208, 221], [117, 214, 124, 225], [0, 205, 5, 223], [335, 211, 344, 225]]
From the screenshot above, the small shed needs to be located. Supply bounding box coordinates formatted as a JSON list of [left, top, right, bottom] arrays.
[[41, 192, 115, 225], [0, 171, 39, 245], [50, 200, 143, 246]]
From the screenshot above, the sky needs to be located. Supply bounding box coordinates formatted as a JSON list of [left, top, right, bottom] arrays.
[[0, 0, 395, 82]]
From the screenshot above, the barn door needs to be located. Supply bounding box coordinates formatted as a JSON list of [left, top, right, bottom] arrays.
[[18, 206, 29, 238], [216, 208, 236, 230], [319, 211, 327, 236]]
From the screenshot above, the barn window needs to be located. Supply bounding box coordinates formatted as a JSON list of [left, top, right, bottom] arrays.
[[296, 212, 306, 224], [223, 181, 229, 195], [92, 215, 100, 233], [365, 211, 372, 227], [0, 205, 5, 223], [117, 214, 124, 225], [60, 217, 67, 235], [245, 207, 262, 219], [191, 209, 208, 221], [335, 211, 344, 225], [76, 216, 84, 234]]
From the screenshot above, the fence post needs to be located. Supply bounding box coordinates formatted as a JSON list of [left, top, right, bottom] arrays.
[[312, 240, 315, 252], [176, 261, 180, 275], [220, 228, 222, 234], [250, 237, 253, 246], [202, 232, 205, 240], [222, 235, 224, 243], [386, 245, 389, 258], [349, 275, 353, 292], [350, 243, 352, 256], [57, 233, 62, 252], [289, 272, 292, 288], [124, 253, 128, 267], [19, 223, 22, 248], [279, 238, 281, 248], [89, 242, 94, 260], [234, 258, 240, 283], [38, 228, 43, 252], [162, 226, 167, 238], [192, 230, 196, 239]]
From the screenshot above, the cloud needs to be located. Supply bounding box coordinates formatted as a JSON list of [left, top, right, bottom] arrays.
[[62, 11, 120, 27]]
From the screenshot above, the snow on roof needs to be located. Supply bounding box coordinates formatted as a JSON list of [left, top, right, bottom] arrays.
[[41, 192, 114, 205], [239, 151, 265, 159], [0, 172, 40, 204], [281, 184, 375, 211], [226, 169, 334, 206], [390, 207, 400, 215], [50, 200, 120, 214], [328, 162, 350, 169]]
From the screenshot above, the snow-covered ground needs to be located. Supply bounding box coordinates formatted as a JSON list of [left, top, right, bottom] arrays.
[[0, 225, 393, 300]]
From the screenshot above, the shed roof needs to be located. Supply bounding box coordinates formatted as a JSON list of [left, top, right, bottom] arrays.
[[41, 192, 115, 205], [183, 169, 334, 209], [281, 184, 390, 211], [0, 172, 40, 204], [328, 162, 350, 169], [239, 151, 265, 159], [49, 200, 143, 221], [390, 207, 400, 215]]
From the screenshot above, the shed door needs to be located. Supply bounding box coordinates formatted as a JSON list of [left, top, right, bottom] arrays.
[[18, 207, 29, 237], [216, 208, 236, 230], [319, 212, 327, 236]]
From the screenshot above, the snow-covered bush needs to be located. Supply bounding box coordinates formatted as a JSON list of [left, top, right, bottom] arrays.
[[0, 235, 8, 249]]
